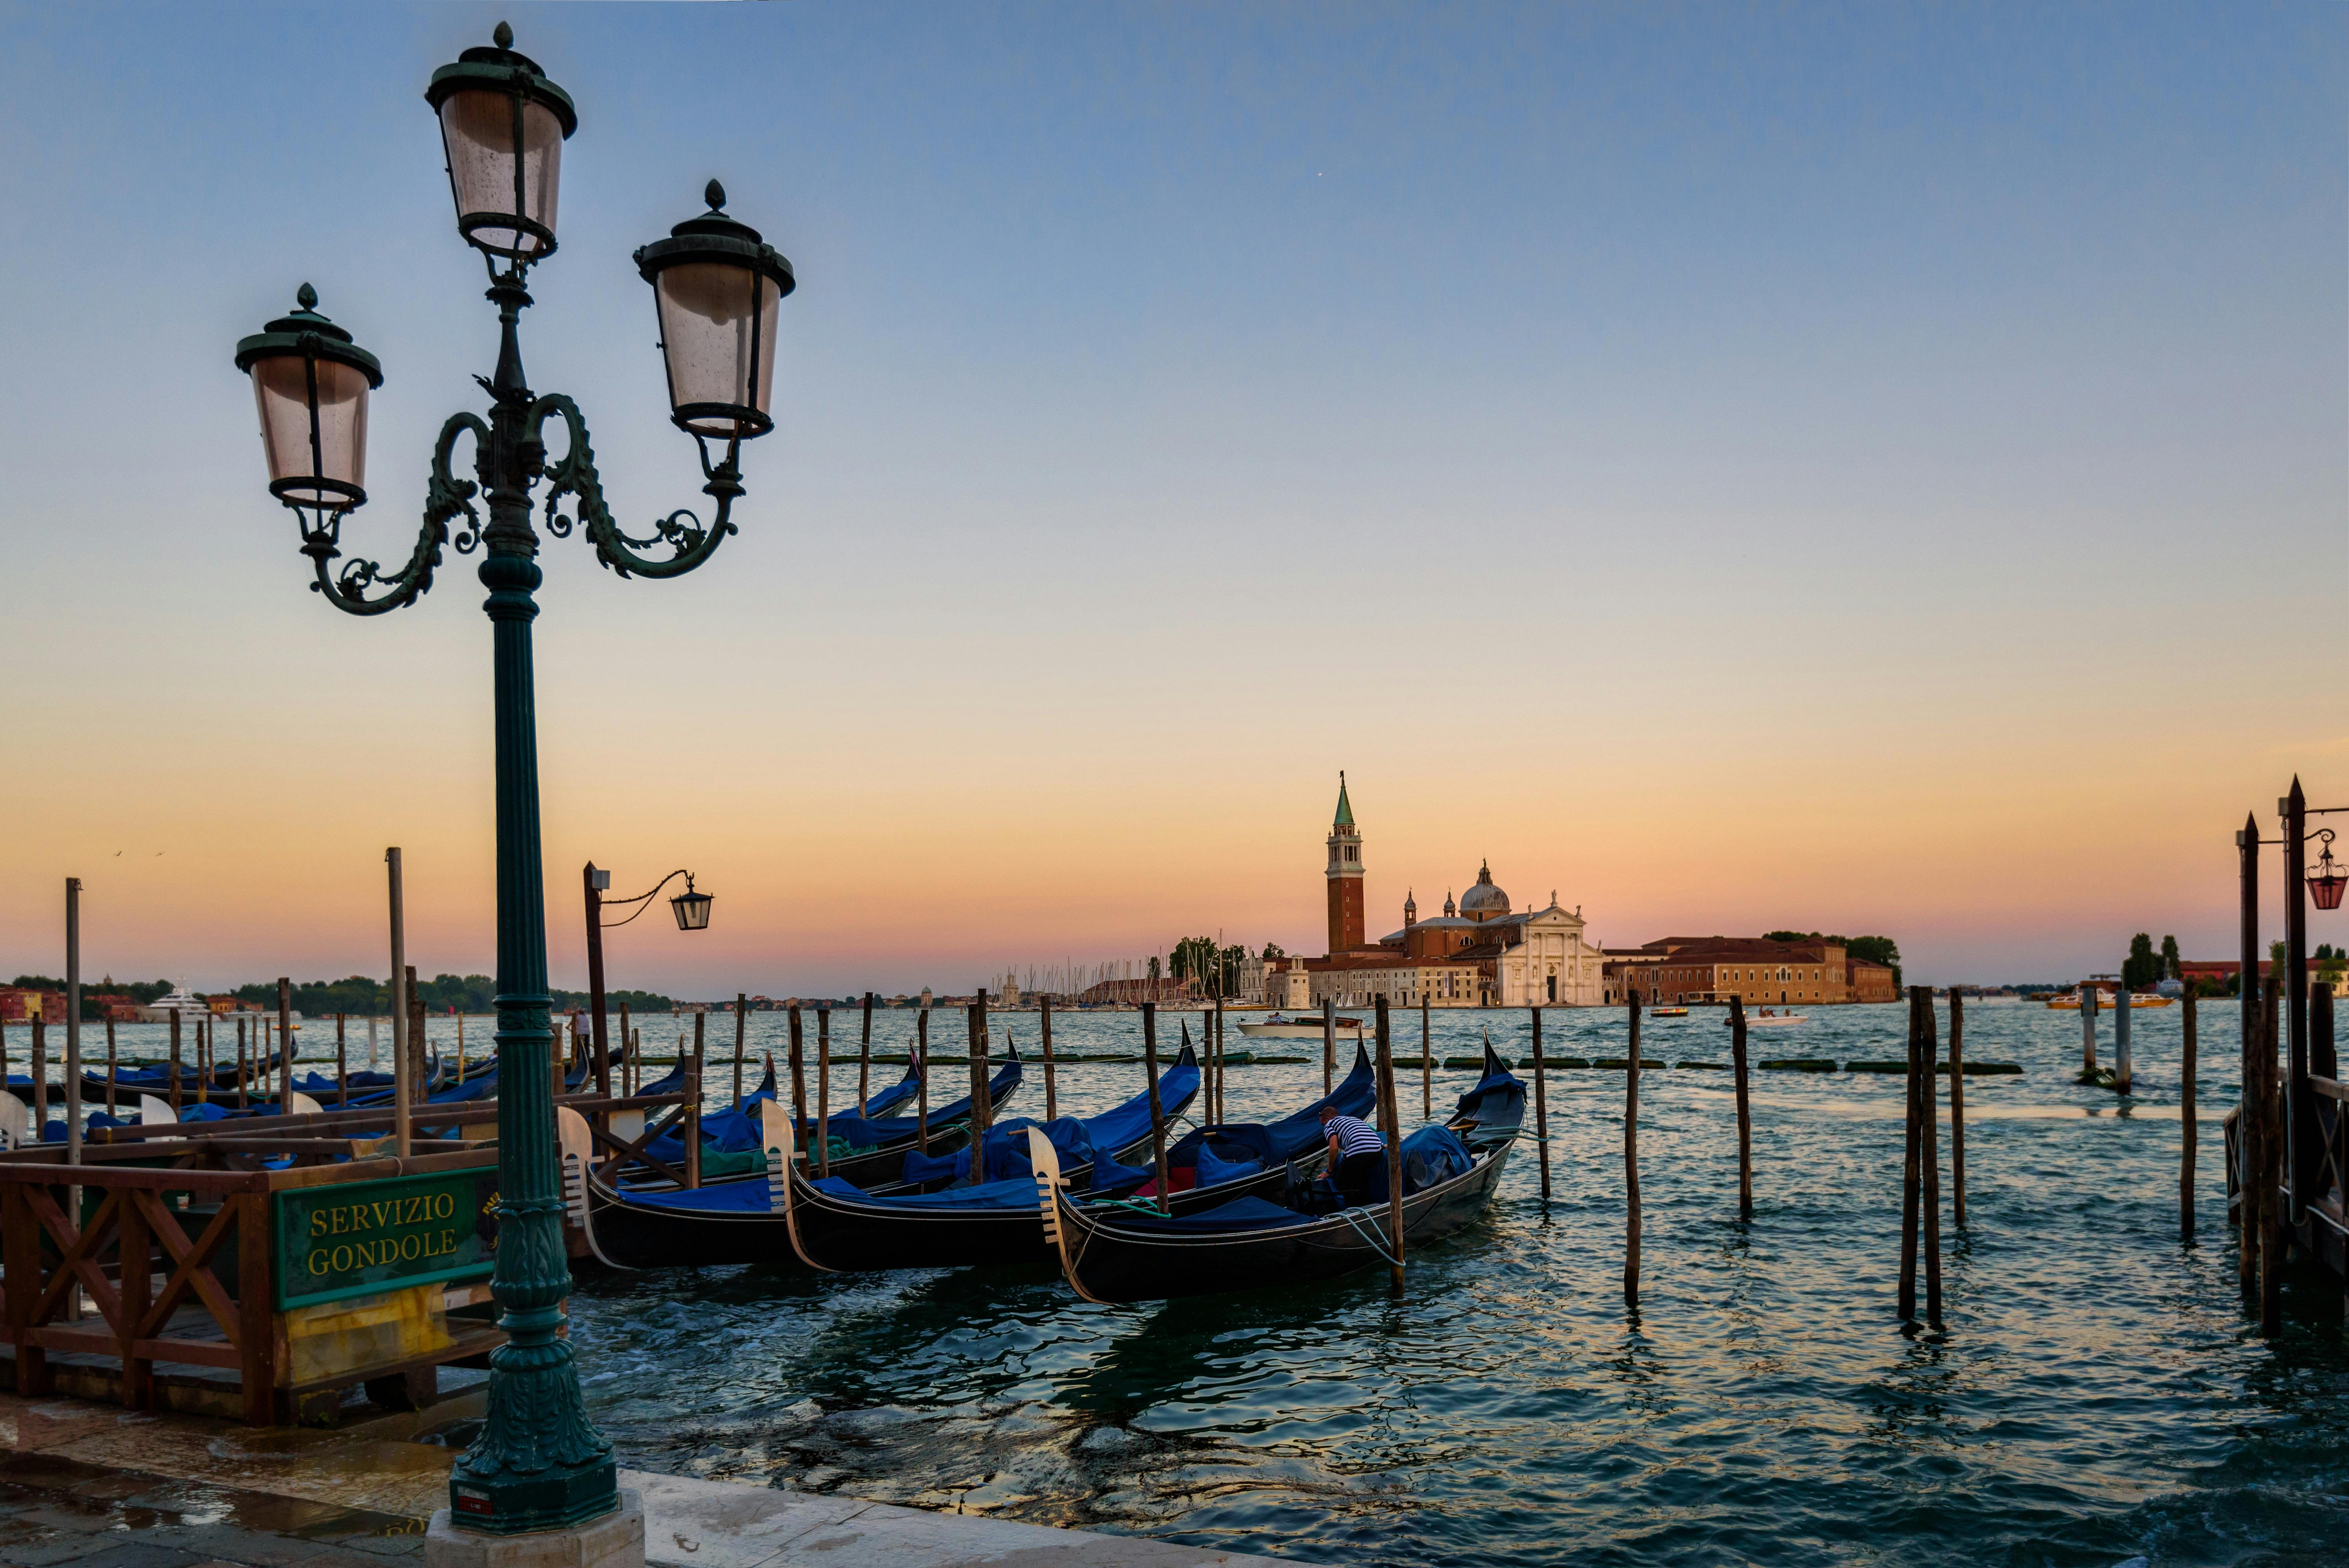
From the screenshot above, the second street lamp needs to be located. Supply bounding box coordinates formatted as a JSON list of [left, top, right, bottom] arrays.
[[583, 866, 713, 1098], [230, 22, 791, 1540]]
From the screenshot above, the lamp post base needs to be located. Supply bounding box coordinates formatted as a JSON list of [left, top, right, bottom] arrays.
[[427, 1487, 643, 1568]]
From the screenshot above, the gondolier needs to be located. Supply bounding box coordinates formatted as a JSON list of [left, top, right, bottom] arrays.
[[1320, 1106, 1386, 1204]]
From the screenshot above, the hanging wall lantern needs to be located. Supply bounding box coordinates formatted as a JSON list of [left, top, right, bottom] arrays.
[[670, 874, 714, 931], [2310, 829, 2347, 911]]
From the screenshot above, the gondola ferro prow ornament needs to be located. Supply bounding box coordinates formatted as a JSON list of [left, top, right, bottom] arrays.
[[762, 1097, 834, 1272], [1028, 1126, 1106, 1305]]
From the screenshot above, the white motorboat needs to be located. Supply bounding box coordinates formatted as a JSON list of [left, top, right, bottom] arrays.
[[1237, 1012, 1366, 1039]]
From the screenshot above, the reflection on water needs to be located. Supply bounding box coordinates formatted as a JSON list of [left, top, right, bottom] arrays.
[[87, 999, 2307, 1565]]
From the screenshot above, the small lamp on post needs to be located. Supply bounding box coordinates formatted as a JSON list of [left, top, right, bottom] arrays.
[[2309, 829, 2347, 911], [669, 874, 714, 931]]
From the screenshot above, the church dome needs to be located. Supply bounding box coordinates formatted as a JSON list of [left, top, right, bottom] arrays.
[[1459, 860, 1510, 920]]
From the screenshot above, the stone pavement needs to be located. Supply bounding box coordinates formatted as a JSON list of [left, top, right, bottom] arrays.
[[0, 1394, 1283, 1568]]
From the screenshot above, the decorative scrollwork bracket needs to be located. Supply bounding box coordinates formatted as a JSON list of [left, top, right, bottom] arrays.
[[523, 393, 741, 579], [299, 412, 486, 616]]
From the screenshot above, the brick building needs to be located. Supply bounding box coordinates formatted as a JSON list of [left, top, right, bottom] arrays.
[[0, 989, 64, 1025], [1600, 936, 1899, 1006]]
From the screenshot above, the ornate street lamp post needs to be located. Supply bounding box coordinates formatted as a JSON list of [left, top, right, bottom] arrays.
[[231, 23, 793, 1537]]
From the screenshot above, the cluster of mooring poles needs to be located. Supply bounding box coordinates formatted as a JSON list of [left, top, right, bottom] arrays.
[[2230, 776, 2349, 1335]]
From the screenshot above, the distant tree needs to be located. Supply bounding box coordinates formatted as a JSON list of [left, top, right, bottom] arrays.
[[1763, 930, 1824, 944], [2318, 943, 2341, 963], [2159, 934, 2182, 979], [1842, 935, 1902, 983], [1260, 942, 1287, 962], [1148, 955, 1161, 983], [1169, 936, 1219, 987], [2123, 933, 2159, 991], [1219, 944, 1248, 995]]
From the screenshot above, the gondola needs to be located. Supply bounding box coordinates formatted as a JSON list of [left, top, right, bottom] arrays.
[[1034, 1048, 1525, 1305], [614, 1043, 1027, 1196], [570, 1041, 1208, 1271], [79, 1042, 299, 1097]]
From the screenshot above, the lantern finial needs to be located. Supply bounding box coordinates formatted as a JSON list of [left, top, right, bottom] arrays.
[[705, 179, 726, 211], [296, 282, 318, 310], [493, 19, 513, 48]]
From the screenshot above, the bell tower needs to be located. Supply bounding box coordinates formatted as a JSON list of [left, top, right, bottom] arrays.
[[1325, 772, 1365, 953]]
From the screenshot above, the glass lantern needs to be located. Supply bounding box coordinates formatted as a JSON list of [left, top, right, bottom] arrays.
[[233, 284, 383, 511], [2311, 831, 2347, 912], [634, 181, 796, 442], [423, 23, 578, 262], [671, 876, 714, 931]]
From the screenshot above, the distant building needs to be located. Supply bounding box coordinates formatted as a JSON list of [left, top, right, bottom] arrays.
[[0, 989, 64, 1025], [1600, 936, 1898, 1006], [1262, 777, 1607, 1007]]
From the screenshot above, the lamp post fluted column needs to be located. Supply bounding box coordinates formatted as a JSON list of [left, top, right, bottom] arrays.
[[446, 292, 617, 1531], [233, 24, 793, 1538]]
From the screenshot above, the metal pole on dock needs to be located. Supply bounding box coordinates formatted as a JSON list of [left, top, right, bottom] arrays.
[[2286, 779, 2313, 1226], [2238, 813, 2260, 1297], [1948, 990, 1966, 1226], [857, 992, 873, 1114], [2180, 984, 2197, 1239], [815, 1007, 832, 1180], [1731, 995, 1752, 1221], [1040, 994, 1057, 1121], [1625, 989, 1642, 1305], [1529, 1005, 1551, 1200], [1377, 995, 1405, 1292], [1920, 993, 1944, 1330], [1142, 1002, 1171, 1212], [1898, 987, 1924, 1323], [64, 878, 81, 1167], [1322, 995, 1336, 1097], [734, 995, 747, 1107], [386, 848, 410, 1157], [583, 863, 612, 1098]]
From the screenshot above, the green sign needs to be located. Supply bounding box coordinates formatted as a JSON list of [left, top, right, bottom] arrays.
[[274, 1168, 500, 1310]]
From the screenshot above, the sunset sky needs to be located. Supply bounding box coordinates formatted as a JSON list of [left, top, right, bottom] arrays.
[[2, 3, 2342, 997]]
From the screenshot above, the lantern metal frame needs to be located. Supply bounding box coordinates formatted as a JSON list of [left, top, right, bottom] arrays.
[[2309, 828, 2347, 912], [231, 284, 384, 513], [634, 179, 797, 450], [423, 22, 578, 263], [227, 21, 790, 1541]]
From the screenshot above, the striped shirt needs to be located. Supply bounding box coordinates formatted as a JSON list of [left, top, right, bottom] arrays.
[[1325, 1114, 1384, 1157]]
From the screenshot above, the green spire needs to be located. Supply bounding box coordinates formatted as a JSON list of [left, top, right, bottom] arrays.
[[1334, 771, 1355, 829]]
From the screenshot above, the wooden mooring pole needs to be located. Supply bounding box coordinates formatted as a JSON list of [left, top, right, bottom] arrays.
[[787, 1003, 808, 1162], [1142, 1002, 1171, 1213], [686, 1014, 704, 1189], [915, 1003, 931, 1153], [1322, 995, 1336, 1097], [858, 992, 874, 1115], [103, 1019, 116, 1119], [734, 994, 748, 1106], [1530, 1004, 1551, 1201], [1039, 993, 1057, 1121], [168, 1010, 182, 1115], [1377, 995, 1405, 1293], [1948, 990, 1966, 1226], [972, 989, 993, 1172], [2081, 982, 2098, 1073], [2261, 974, 2283, 1336], [335, 1013, 347, 1106], [1214, 995, 1226, 1125], [1730, 995, 1752, 1220], [1421, 994, 1432, 1121], [815, 1008, 832, 1180], [1920, 992, 1944, 1330], [1898, 987, 1924, 1323], [2180, 984, 2197, 1239], [1625, 989, 1642, 1305], [2238, 813, 2259, 1298]]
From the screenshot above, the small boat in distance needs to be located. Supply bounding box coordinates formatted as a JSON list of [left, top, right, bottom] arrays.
[[1238, 1012, 1366, 1039], [1649, 1007, 1689, 1018], [1733, 1008, 1808, 1027]]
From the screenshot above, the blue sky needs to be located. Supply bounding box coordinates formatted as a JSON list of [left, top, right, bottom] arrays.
[[1, 3, 2342, 993]]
